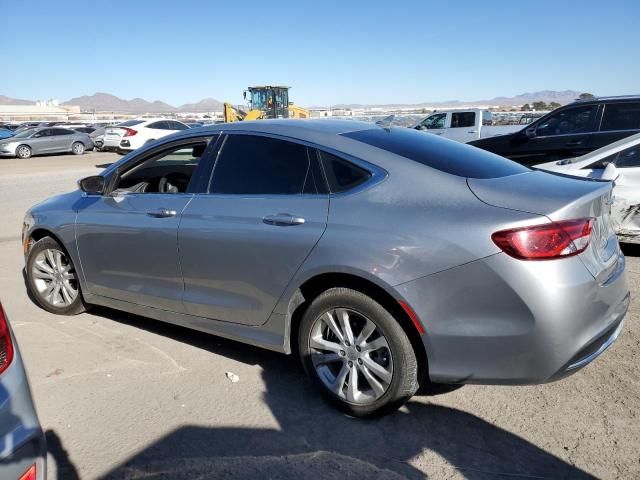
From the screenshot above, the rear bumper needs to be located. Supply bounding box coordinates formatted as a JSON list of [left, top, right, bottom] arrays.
[[396, 250, 629, 384]]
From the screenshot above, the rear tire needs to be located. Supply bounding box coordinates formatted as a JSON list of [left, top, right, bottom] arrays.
[[26, 237, 87, 315], [16, 145, 32, 159], [298, 287, 418, 417], [71, 142, 85, 155]]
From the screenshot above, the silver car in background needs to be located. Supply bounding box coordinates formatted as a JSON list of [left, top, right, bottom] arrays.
[[22, 120, 629, 416], [0, 127, 93, 159], [0, 303, 46, 479]]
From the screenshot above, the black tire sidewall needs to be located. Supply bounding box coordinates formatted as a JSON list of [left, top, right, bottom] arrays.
[[26, 237, 86, 315], [298, 287, 418, 417]]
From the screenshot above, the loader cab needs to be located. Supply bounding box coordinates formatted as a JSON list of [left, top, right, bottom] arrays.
[[245, 86, 290, 119]]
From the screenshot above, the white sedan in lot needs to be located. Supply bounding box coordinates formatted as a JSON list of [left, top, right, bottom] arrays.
[[103, 118, 189, 153], [536, 132, 640, 243]]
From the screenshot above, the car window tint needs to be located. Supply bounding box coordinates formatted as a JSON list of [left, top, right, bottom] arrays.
[[451, 112, 476, 128], [600, 103, 640, 131], [535, 105, 597, 136], [615, 145, 640, 168], [169, 121, 188, 131], [211, 135, 310, 195], [318, 151, 370, 193], [303, 151, 328, 194], [342, 127, 529, 179], [53, 128, 73, 135]]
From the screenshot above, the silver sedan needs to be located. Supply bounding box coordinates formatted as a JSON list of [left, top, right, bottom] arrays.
[[0, 127, 93, 158], [22, 120, 629, 416]]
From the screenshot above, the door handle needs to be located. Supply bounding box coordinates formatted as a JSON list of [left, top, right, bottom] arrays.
[[146, 208, 177, 218], [262, 213, 305, 226], [467, 130, 478, 134], [565, 140, 584, 146]]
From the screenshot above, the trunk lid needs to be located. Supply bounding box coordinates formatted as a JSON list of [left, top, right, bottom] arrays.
[[468, 170, 620, 281]]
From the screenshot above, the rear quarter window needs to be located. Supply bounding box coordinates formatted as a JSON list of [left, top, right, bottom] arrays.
[[342, 127, 529, 179]]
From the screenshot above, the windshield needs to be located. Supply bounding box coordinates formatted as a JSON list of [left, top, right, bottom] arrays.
[[13, 129, 35, 138]]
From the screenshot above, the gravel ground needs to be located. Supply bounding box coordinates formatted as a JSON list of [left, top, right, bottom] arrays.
[[0, 152, 638, 479]]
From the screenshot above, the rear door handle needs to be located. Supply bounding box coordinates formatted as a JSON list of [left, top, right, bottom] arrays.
[[467, 130, 478, 134], [146, 208, 177, 218], [262, 213, 305, 226]]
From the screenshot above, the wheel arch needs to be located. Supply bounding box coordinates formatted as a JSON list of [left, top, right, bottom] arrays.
[[285, 271, 428, 385], [26, 228, 66, 254]]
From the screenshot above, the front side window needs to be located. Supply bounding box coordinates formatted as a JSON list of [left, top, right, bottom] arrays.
[[112, 139, 211, 194], [418, 113, 446, 130], [147, 121, 168, 130], [451, 112, 476, 128], [535, 105, 597, 136], [52, 128, 73, 136], [211, 135, 312, 195], [600, 103, 640, 131], [168, 121, 188, 131], [33, 129, 51, 138]]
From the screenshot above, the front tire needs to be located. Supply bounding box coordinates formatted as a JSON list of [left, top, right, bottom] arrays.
[[71, 142, 85, 155], [16, 145, 32, 159], [299, 287, 418, 417], [26, 237, 87, 315]]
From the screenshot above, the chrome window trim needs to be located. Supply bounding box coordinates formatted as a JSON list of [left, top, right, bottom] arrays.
[[204, 130, 388, 198]]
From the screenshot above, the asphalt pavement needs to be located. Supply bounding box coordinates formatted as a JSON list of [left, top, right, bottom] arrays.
[[0, 152, 638, 479]]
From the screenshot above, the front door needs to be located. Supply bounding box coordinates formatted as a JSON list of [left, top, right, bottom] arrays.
[[75, 138, 213, 311], [506, 104, 599, 165], [179, 133, 329, 326]]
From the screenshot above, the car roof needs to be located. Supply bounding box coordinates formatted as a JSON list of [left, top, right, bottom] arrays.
[[573, 95, 640, 105], [197, 118, 374, 136]]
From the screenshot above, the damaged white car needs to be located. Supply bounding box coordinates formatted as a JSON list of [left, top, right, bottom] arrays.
[[536, 133, 640, 243]]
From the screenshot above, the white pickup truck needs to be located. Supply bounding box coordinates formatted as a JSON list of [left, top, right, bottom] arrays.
[[413, 109, 524, 143]]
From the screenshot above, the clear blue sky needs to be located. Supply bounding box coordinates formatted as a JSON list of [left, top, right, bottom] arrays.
[[3, 0, 639, 106]]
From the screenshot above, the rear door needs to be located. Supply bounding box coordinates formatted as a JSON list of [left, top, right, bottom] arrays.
[[49, 128, 74, 152], [591, 102, 640, 150], [507, 104, 600, 165], [179, 133, 329, 325]]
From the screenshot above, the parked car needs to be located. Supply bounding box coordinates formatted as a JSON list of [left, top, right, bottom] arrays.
[[413, 109, 522, 143], [0, 127, 94, 158], [0, 302, 46, 480], [22, 120, 628, 417], [103, 118, 189, 153], [536, 132, 640, 243], [0, 128, 14, 140], [470, 95, 640, 166], [90, 127, 106, 151]]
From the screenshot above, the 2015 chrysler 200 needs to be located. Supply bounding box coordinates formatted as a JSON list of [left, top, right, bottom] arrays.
[[22, 120, 629, 416]]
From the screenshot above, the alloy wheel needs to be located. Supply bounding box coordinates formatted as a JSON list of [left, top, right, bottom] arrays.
[[17, 146, 31, 158], [31, 248, 79, 307], [72, 143, 84, 154], [309, 308, 393, 405]]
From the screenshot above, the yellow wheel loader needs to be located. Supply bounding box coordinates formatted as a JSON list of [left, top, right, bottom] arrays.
[[223, 86, 309, 122]]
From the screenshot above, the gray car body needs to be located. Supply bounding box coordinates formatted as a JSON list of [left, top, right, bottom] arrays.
[[23, 120, 629, 385], [0, 127, 94, 157], [0, 313, 46, 479]]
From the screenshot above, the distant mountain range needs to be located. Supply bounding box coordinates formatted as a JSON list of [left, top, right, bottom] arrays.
[[326, 90, 586, 110], [61, 93, 225, 113], [0, 90, 589, 113]]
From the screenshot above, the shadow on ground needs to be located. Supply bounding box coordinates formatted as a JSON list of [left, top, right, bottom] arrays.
[[56, 306, 594, 480]]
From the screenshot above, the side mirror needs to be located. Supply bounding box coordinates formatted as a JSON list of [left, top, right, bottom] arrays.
[[79, 175, 105, 195], [525, 127, 537, 139]]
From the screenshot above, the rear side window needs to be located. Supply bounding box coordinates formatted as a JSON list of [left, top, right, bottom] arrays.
[[342, 128, 529, 179], [211, 135, 312, 195], [318, 151, 371, 193], [117, 120, 144, 127], [451, 112, 475, 128], [147, 121, 168, 130], [600, 103, 640, 131]]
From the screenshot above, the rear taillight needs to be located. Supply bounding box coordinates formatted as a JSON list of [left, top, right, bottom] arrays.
[[122, 127, 137, 137], [0, 303, 14, 376], [18, 464, 37, 480], [492, 218, 594, 260]]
